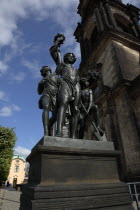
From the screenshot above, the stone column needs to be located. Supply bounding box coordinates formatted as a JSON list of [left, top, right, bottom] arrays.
[[104, 2, 117, 28], [132, 16, 140, 36], [129, 21, 139, 37], [100, 2, 110, 27], [94, 8, 104, 33]]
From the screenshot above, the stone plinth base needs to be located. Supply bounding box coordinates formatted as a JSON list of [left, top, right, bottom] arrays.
[[20, 136, 134, 210]]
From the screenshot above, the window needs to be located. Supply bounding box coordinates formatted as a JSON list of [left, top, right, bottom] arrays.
[[14, 166, 19, 172], [16, 160, 19, 163]]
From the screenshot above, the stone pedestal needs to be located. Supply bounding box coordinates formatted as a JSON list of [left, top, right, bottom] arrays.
[[20, 137, 134, 210]]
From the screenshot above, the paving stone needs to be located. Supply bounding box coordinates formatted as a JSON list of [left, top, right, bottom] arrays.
[[0, 187, 20, 210]]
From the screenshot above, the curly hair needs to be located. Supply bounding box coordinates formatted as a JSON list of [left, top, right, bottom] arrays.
[[80, 77, 89, 89], [40, 66, 52, 73], [64, 53, 77, 64]]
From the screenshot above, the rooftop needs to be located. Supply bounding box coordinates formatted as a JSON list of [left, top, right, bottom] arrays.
[[13, 155, 26, 162]]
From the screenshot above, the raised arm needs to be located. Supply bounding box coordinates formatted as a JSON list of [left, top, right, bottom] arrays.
[[49, 33, 65, 66], [50, 43, 61, 65]]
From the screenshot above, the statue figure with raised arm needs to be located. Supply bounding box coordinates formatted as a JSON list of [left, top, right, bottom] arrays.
[[38, 66, 59, 136], [50, 33, 81, 138]]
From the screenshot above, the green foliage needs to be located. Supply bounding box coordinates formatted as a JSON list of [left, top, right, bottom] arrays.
[[0, 126, 17, 181]]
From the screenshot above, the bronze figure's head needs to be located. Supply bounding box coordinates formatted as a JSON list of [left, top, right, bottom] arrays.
[[40, 66, 52, 77], [64, 53, 77, 64]]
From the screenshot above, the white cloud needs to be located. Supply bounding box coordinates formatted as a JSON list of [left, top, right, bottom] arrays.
[[0, 0, 138, 79], [22, 59, 41, 78], [14, 146, 31, 157], [0, 1, 26, 47], [0, 61, 9, 76], [0, 0, 138, 50], [0, 104, 21, 117], [12, 104, 21, 112], [0, 32, 32, 78], [0, 0, 80, 76], [0, 90, 21, 116], [0, 91, 8, 101], [0, 91, 5, 100], [0, 0, 79, 48], [0, 106, 12, 117], [9, 72, 26, 82]]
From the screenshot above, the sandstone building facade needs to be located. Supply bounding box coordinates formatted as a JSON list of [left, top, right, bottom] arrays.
[[74, 0, 140, 182], [8, 155, 26, 187]]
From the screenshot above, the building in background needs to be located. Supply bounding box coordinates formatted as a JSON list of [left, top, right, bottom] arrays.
[[74, 0, 140, 182], [8, 155, 26, 187]]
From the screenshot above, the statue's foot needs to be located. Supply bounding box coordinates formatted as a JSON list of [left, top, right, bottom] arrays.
[[44, 130, 49, 136], [44, 133, 49, 136], [70, 135, 76, 139], [55, 132, 63, 137]]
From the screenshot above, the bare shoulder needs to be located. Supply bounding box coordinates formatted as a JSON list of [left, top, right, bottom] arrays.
[[38, 79, 44, 84]]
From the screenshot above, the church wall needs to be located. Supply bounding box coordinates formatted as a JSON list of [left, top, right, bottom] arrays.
[[97, 41, 121, 88], [75, 0, 140, 181], [131, 96, 140, 131], [113, 87, 140, 180], [113, 41, 140, 81]]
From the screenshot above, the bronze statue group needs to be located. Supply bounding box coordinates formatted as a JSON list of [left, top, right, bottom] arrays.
[[38, 34, 104, 140]]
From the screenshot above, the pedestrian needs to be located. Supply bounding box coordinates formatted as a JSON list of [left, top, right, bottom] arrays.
[[6, 180, 9, 187]]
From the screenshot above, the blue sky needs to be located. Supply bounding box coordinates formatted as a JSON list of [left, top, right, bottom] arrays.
[[0, 0, 139, 157]]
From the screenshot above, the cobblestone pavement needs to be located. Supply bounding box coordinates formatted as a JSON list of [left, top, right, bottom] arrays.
[[0, 187, 20, 210]]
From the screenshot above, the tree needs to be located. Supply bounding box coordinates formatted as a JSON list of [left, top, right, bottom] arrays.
[[0, 126, 17, 181]]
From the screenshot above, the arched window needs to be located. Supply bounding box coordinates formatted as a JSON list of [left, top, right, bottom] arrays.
[[14, 166, 19, 172]]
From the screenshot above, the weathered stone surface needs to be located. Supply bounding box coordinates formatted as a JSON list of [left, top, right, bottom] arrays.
[[31, 136, 114, 153], [27, 137, 118, 186], [97, 41, 121, 88], [130, 79, 140, 132], [20, 183, 133, 210], [75, 0, 140, 181], [20, 137, 134, 210], [114, 88, 140, 179], [113, 41, 140, 81]]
